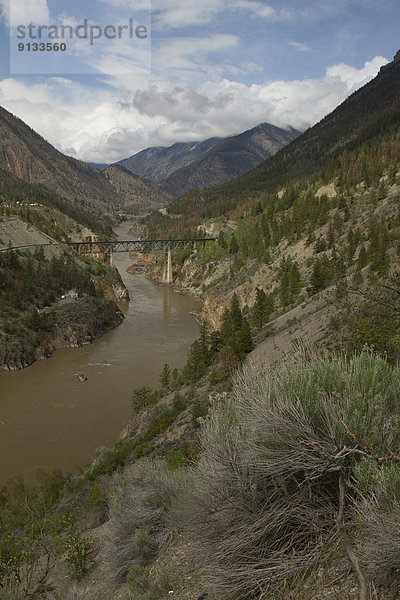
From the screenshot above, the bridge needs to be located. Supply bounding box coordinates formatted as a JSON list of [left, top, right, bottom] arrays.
[[67, 238, 214, 254], [0, 238, 216, 284], [69, 238, 216, 284]]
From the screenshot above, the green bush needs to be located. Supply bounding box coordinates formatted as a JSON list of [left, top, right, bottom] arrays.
[[176, 351, 400, 599]]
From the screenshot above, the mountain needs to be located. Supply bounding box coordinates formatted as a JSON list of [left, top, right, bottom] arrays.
[[118, 124, 300, 197], [102, 164, 172, 215], [0, 106, 171, 219], [161, 123, 300, 196], [118, 137, 223, 182], [88, 162, 109, 170], [146, 51, 400, 234]]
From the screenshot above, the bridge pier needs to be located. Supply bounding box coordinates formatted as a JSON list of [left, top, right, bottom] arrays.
[[162, 249, 173, 284]]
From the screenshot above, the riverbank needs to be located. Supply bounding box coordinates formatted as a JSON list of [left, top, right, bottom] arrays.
[[0, 247, 128, 370], [0, 296, 124, 371]]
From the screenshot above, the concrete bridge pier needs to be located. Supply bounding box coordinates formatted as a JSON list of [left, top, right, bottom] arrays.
[[104, 251, 113, 266], [162, 249, 173, 284]]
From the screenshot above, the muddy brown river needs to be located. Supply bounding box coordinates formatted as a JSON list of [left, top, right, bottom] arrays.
[[0, 223, 201, 484]]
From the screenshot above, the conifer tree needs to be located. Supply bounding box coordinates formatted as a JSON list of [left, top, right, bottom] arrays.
[[229, 234, 239, 254], [236, 317, 254, 358], [252, 288, 273, 329], [160, 363, 171, 389]]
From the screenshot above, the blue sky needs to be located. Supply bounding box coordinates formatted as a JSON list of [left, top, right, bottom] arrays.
[[0, 0, 398, 163]]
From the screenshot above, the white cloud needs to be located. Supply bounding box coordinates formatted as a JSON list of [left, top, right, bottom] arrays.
[[290, 41, 312, 52], [153, 0, 226, 30], [326, 56, 386, 92], [0, 0, 50, 26], [232, 1, 277, 19], [151, 0, 292, 30], [0, 55, 388, 163], [151, 34, 239, 81]]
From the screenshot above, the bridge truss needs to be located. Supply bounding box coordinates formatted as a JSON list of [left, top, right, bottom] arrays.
[[67, 238, 215, 255]]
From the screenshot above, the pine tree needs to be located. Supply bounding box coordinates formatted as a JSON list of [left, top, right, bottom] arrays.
[[260, 213, 271, 247], [218, 230, 227, 249], [229, 234, 239, 254], [230, 294, 242, 329], [309, 256, 332, 294], [253, 288, 273, 329], [235, 317, 254, 358], [160, 363, 171, 388], [357, 246, 368, 269]]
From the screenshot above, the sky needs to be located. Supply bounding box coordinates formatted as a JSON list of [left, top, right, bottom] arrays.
[[0, 0, 398, 164]]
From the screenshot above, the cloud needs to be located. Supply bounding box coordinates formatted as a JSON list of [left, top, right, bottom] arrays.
[[0, 0, 50, 26], [0, 55, 388, 163], [152, 0, 293, 30], [290, 41, 312, 52], [151, 34, 239, 81], [232, 1, 277, 19], [153, 0, 227, 30], [326, 56, 386, 91]]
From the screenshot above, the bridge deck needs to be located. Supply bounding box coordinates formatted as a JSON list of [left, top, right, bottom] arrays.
[[0, 239, 216, 254]]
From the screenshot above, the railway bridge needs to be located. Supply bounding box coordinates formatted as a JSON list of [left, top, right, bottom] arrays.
[[69, 238, 215, 283], [1, 238, 216, 284]]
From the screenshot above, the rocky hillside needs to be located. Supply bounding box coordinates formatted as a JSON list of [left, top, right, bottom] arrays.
[[0, 106, 171, 219], [161, 123, 300, 196], [102, 164, 172, 214]]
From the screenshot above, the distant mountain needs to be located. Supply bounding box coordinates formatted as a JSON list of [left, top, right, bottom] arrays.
[[117, 124, 300, 197], [161, 123, 300, 196], [0, 106, 171, 219], [88, 162, 109, 170], [118, 137, 223, 183]]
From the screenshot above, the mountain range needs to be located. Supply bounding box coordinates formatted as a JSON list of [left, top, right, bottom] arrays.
[[118, 123, 300, 196]]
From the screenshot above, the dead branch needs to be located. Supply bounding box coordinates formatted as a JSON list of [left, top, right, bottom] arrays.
[[337, 472, 368, 600]]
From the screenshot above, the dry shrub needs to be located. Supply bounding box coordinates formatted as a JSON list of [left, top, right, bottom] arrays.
[[359, 500, 400, 590], [175, 352, 400, 599], [45, 586, 95, 600], [100, 458, 187, 583]]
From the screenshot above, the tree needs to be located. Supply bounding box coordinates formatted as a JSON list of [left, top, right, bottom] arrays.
[[344, 271, 400, 362], [252, 288, 273, 329], [208, 330, 223, 354], [221, 294, 242, 347], [279, 257, 302, 306], [160, 363, 171, 389], [357, 246, 368, 269], [229, 234, 239, 254], [235, 317, 254, 358], [308, 256, 332, 294], [218, 230, 226, 249], [131, 386, 159, 412], [182, 338, 212, 382]]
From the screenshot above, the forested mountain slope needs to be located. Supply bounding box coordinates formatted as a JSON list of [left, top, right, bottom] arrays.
[[144, 52, 400, 236]]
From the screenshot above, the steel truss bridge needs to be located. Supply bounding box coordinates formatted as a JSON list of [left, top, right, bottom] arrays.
[[0, 238, 216, 254], [68, 238, 215, 254]]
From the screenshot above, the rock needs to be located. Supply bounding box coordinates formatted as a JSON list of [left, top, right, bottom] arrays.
[[74, 373, 88, 382]]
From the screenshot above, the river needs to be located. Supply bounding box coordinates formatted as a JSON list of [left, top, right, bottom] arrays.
[[0, 222, 201, 485]]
